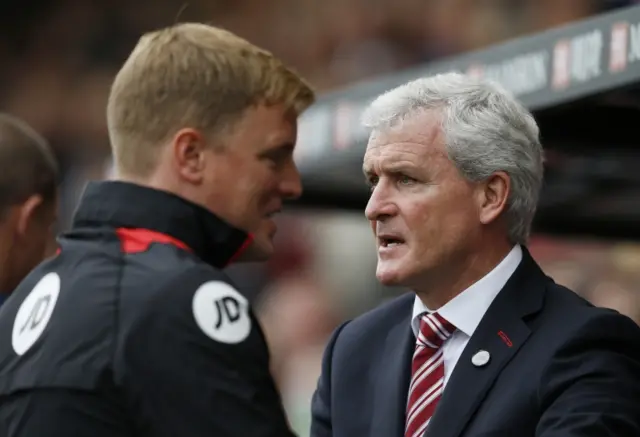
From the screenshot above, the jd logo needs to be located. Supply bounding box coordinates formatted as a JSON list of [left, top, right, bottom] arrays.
[[214, 296, 241, 329], [193, 281, 251, 344], [12, 273, 61, 356], [19, 294, 52, 334]]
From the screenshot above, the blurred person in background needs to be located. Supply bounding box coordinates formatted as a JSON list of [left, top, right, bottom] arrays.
[[0, 22, 314, 437], [0, 113, 58, 305], [256, 219, 340, 435], [311, 72, 640, 437], [588, 275, 640, 324], [259, 273, 338, 435]]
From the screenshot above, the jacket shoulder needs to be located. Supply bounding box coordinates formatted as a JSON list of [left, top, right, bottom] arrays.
[[526, 279, 640, 357], [118, 260, 235, 317]]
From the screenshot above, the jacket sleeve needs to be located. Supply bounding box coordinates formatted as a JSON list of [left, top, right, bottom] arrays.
[[310, 321, 349, 437], [537, 311, 640, 437], [115, 266, 296, 437]]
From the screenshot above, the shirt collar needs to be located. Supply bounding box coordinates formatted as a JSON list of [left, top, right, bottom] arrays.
[[411, 244, 523, 338], [71, 181, 252, 268]]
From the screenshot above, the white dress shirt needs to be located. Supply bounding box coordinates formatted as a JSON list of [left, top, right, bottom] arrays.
[[411, 244, 523, 387]]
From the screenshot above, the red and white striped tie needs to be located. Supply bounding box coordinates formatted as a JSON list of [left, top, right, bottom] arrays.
[[405, 312, 456, 437]]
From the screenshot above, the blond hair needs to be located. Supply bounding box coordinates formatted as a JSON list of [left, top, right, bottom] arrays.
[[107, 23, 315, 176]]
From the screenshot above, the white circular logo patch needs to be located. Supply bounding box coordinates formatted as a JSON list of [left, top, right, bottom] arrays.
[[192, 281, 251, 344], [12, 272, 61, 356]]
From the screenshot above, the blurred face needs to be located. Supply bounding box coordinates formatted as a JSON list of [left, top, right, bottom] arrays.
[[363, 111, 485, 292], [169, 103, 302, 262]]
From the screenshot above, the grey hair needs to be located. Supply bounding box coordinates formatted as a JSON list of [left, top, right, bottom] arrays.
[[361, 72, 544, 245]]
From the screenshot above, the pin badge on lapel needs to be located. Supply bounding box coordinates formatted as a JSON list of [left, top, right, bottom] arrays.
[[471, 350, 491, 367]]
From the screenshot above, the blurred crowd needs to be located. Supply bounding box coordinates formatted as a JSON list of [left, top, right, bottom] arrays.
[[2, 0, 640, 435], [0, 0, 627, 186]]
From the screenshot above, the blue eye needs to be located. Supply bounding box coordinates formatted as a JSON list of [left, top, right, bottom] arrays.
[[399, 175, 414, 185]]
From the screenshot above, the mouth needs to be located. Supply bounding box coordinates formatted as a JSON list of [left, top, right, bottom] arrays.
[[264, 209, 281, 219], [378, 235, 406, 248]]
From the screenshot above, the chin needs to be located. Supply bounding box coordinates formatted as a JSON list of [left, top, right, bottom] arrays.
[[375, 265, 406, 287]]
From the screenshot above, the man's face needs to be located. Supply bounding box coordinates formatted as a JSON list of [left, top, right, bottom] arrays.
[[363, 111, 482, 291], [200, 104, 302, 261]]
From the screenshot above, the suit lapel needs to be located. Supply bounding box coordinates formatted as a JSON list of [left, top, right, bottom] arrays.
[[372, 295, 415, 437], [425, 249, 548, 437]]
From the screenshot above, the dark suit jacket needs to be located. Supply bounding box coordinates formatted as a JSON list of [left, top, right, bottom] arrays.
[[310, 249, 640, 437]]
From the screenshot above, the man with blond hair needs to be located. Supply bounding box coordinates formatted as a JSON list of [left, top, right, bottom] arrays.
[[0, 23, 314, 436]]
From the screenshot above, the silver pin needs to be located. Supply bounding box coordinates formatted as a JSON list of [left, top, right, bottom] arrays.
[[471, 350, 491, 367]]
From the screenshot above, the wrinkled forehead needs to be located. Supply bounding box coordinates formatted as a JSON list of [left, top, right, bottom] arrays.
[[363, 113, 446, 172]]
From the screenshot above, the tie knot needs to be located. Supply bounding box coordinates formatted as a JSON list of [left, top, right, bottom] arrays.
[[417, 313, 455, 349]]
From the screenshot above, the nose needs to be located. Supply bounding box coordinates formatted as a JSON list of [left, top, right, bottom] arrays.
[[365, 182, 398, 222], [280, 161, 303, 200]]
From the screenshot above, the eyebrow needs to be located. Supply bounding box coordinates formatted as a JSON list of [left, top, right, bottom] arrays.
[[259, 142, 295, 157], [363, 162, 416, 176]]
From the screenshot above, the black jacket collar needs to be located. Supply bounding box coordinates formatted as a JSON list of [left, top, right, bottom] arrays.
[[71, 181, 250, 268]]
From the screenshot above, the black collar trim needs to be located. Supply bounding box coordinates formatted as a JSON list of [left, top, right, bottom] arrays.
[[71, 181, 251, 268]]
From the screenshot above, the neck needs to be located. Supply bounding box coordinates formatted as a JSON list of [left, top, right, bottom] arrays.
[[113, 173, 158, 191], [414, 239, 515, 310], [116, 171, 201, 212]]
